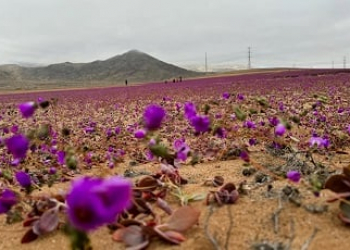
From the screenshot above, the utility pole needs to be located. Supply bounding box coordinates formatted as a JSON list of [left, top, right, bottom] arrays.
[[343, 56, 347, 69], [205, 52, 208, 73], [248, 47, 251, 69]]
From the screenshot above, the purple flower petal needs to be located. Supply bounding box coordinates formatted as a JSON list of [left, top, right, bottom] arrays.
[[5, 134, 29, 160], [143, 104, 166, 130], [18, 102, 37, 118], [190, 115, 210, 133], [286, 170, 301, 183], [275, 123, 286, 137], [66, 176, 131, 232], [57, 151, 66, 165], [222, 92, 230, 100], [184, 102, 197, 120], [0, 189, 18, 214], [244, 120, 256, 129], [15, 171, 31, 188], [134, 129, 146, 139]]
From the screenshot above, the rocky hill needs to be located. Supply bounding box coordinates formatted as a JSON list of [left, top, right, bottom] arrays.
[[0, 50, 201, 90]]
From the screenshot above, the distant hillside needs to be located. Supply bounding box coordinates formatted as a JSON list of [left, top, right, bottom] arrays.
[[0, 50, 201, 90]]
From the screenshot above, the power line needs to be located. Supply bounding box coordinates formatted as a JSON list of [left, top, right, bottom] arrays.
[[248, 47, 251, 69], [205, 52, 208, 73]]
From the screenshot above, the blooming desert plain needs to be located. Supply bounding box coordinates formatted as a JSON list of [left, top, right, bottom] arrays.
[[1, 69, 350, 250]]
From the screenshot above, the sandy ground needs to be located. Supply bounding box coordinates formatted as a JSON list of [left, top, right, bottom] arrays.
[[0, 153, 349, 250]]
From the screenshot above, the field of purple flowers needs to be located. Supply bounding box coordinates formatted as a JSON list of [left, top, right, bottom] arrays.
[[1, 69, 350, 250]]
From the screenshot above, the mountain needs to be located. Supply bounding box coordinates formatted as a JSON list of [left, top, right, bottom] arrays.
[[0, 50, 201, 90]]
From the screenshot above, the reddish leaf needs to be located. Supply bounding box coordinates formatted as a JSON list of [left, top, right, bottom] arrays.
[[135, 176, 159, 191], [156, 198, 172, 215], [121, 225, 146, 247], [338, 212, 350, 224], [21, 229, 39, 244], [33, 207, 59, 235], [344, 167, 350, 179], [327, 192, 350, 202], [23, 217, 39, 227], [165, 206, 200, 232], [325, 175, 350, 193], [112, 228, 125, 242], [163, 230, 186, 242], [153, 227, 185, 245], [125, 240, 150, 250]]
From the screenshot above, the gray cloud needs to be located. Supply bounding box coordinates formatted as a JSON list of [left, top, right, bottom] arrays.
[[0, 0, 349, 69]]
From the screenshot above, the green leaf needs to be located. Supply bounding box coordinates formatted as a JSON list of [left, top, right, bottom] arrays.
[[234, 107, 246, 121]]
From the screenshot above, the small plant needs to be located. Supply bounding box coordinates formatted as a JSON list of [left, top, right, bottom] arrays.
[[325, 166, 350, 224], [206, 182, 239, 206], [113, 206, 200, 249]]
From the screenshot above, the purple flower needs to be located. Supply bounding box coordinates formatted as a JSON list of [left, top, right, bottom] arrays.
[[115, 126, 121, 135], [10, 125, 19, 134], [190, 115, 210, 133], [338, 108, 344, 114], [106, 128, 112, 137], [278, 102, 284, 111], [15, 171, 31, 188], [18, 102, 37, 118], [244, 120, 256, 129], [146, 150, 154, 161], [237, 93, 245, 101], [149, 138, 156, 146], [84, 126, 95, 134], [0, 189, 18, 214], [3, 127, 9, 134], [175, 103, 182, 112], [249, 138, 257, 146], [275, 123, 286, 137], [49, 167, 57, 175], [309, 136, 329, 148], [108, 162, 114, 169], [222, 92, 230, 100], [134, 129, 146, 139], [11, 158, 20, 166], [239, 150, 250, 162], [5, 134, 29, 160], [66, 176, 132, 231], [287, 170, 301, 183], [173, 139, 190, 161], [214, 127, 226, 138], [268, 117, 280, 127], [143, 104, 166, 130], [57, 151, 66, 165], [184, 102, 197, 120]]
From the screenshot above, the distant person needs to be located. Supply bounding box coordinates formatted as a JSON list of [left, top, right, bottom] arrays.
[[125, 79, 128, 86]]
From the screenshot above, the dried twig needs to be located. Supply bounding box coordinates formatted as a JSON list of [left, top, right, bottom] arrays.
[[272, 192, 284, 234], [224, 205, 234, 250], [204, 205, 234, 250], [285, 219, 295, 250], [204, 205, 222, 250], [301, 227, 319, 250]]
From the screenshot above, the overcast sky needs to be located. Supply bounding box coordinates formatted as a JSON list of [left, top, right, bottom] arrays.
[[0, 0, 349, 69]]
